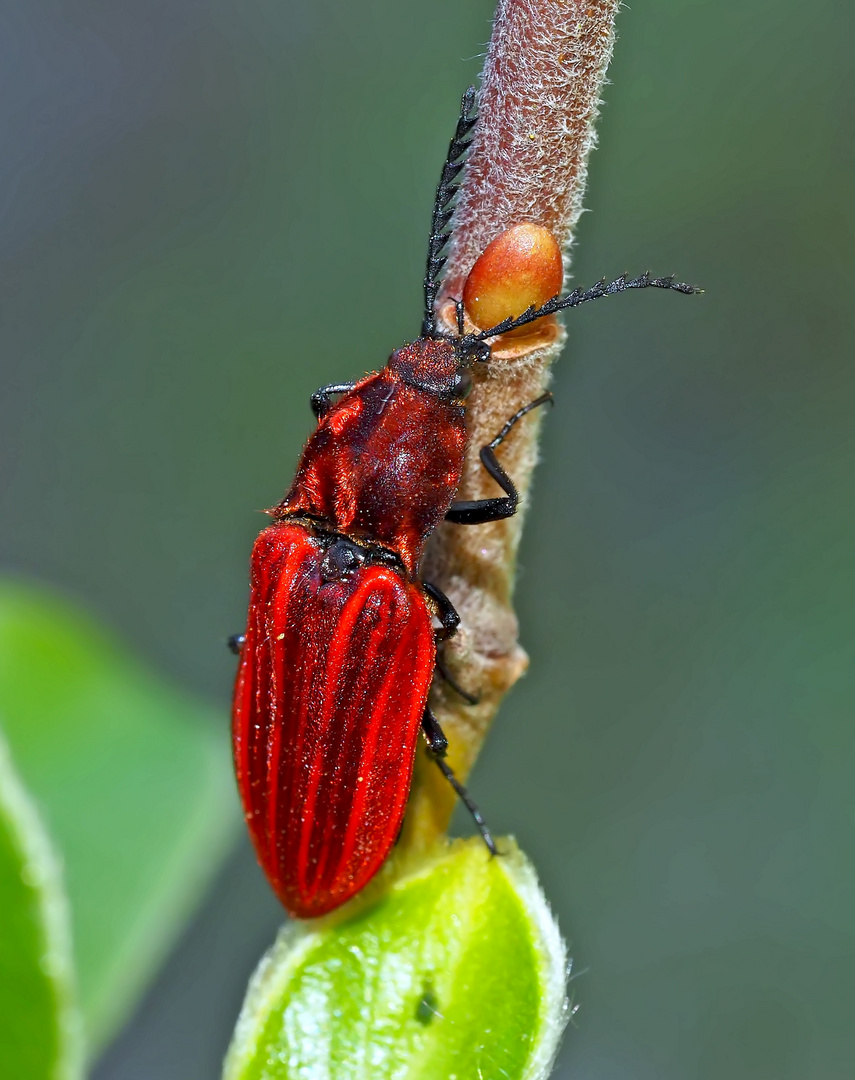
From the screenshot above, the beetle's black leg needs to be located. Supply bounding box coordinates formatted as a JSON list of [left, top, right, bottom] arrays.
[[421, 706, 449, 756], [421, 707, 498, 856], [227, 633, 246, 655], [434, 756, 498, 856], [310, 381, 357, 419], [423, 584, 479, 701], [445, 392, 553, 524], [434, 651, 480, 705], [422, 580, 460, 641]]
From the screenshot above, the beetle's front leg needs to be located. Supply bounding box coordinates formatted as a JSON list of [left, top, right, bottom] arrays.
[[310, 381, 357, 419], [445, 392, 553, 524]]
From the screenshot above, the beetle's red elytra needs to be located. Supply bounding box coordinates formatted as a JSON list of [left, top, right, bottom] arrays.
[[232, 88, 699, 919], [233, 524, 434, 917]]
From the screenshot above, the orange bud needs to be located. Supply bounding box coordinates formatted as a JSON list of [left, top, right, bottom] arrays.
[[462, 223, 563, 338]]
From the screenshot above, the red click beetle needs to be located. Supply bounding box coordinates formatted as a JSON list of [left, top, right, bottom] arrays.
[[231, 89, 698, 919]]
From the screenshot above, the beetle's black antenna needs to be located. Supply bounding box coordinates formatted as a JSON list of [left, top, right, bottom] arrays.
[[422, 87, 477, 338], [469, 271, 702, 342]]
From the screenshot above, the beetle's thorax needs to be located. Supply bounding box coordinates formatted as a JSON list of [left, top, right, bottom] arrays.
[[387, 337, 463, 399], [275, 347, 468, 578]]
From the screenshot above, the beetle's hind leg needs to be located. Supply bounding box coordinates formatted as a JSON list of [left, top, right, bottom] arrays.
[[434, 757, 498, 857], [421, 707, 498, 856]]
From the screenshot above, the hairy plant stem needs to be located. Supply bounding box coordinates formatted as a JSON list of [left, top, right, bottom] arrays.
[[401, 0, 622, 852]]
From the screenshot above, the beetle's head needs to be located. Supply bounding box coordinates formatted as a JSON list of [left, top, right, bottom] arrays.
[[387, 334, 488, 403]]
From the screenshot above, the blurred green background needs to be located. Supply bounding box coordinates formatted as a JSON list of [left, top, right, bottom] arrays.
[[2, 0, 853, 1076]]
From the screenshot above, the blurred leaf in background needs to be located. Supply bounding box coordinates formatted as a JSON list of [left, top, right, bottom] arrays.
[[0, 582, 238, 1053], [0, 732, 82, 1080]]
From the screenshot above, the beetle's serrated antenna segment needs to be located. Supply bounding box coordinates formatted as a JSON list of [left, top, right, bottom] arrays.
[[422, 88, 477, 338], [454, 299, 466, 336], [469, 271, 702, 341]]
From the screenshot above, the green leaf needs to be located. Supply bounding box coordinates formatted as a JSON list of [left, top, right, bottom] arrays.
[[0, 732, 82, 1080], [224, 838, 568, 1080], [0, 581, 238, 1051]]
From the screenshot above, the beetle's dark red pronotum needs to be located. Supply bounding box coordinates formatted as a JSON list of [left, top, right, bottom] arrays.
[[231, 88, 698, 919]]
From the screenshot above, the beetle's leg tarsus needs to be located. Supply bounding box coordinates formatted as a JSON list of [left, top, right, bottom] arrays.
[[445, 392, 554, 524], [310, 381, 357, 419], [434, 757, 499, 857], [227, 633, 246, 655], [421, 708, 498, 856]]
